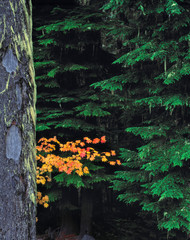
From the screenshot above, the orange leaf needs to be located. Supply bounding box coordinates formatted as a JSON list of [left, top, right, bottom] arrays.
[[83, 137, 92, 143], [70, 147, 78, 153], [38, 137, 47, 143], [100, 136, 106, 143], [105, 152, 111, 157], [92, 138, 100, 144], [102, 156, 108, 162], [90, 156, 95, 161], [80, 142, 85, 147], [66, 169, 72, 174], [36, 145, 43, 151], [59, 166, 67, 172], [109, 161, 116, 165], [116, 160, 121, 165], [76, 170, 83, 176], [37, 192, 42, 199], [111, 150, 116, 156], [80, 149, 86, 158]]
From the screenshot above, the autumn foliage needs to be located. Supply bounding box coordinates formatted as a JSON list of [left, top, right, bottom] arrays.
[[36, 136, 120, 207]]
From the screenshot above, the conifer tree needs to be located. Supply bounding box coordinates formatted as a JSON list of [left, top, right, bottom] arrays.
[[94, 0, 190, 237], [33, 3, 125, 237], [33, 2, 124, 235], [33, 0, 121, 142]]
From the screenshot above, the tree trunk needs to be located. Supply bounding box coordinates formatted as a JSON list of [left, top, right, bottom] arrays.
[[79, 189, 93, 238], [0, 1, 36, 239], [78, 0, 91, 6]]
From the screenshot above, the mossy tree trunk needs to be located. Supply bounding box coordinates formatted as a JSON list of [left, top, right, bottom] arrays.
[[0, 0, 36, 239]]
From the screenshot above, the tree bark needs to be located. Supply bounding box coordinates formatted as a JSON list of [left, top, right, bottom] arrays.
[[79, 189, 93, 238], [78, 0, 91, 6], [0, 0, 36, 239]]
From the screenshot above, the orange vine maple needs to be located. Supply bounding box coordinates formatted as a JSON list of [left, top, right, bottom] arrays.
[[36, 136, 120, 207]]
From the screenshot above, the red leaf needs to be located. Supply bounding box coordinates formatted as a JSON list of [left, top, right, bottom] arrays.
[[80, 149, 86, 158], [100, 136, 106, 143], [86, 147, 90, 152], [92, 138, 100, 144]]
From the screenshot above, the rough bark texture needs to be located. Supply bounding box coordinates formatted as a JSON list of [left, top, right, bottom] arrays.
[[0, 0, 36, 239]]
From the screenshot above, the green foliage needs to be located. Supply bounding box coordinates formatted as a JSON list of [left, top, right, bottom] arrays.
[[36, 125, 51, 132], [53, 168, 112, 189], [100, 0, 190, 236], [75, 103, 111, 117], [54, 172, 85, 188], [54, 118, 98, 132], [47, 190, 62, 202], [34, 0, 190, 237], [34, 61, 56, 68], [126, 125, 169, 140], [34, 1, 119, 141], [91, 75, 126, 91]]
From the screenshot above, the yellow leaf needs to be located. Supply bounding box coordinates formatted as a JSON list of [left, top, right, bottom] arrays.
[[102, 156, 108, 162], [109, 161, 116, 165], [83, 166, 89, 174], [105, 152, 111, 157], [44, 203, 49, 208]]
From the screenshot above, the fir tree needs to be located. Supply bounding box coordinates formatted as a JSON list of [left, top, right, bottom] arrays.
[[95, 0, 190, 237], [33, 1, 124, 236], [33, 0, 122, 142]]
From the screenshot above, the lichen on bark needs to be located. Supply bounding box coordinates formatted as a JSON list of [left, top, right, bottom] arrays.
[[0, 0, 36, 239]]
